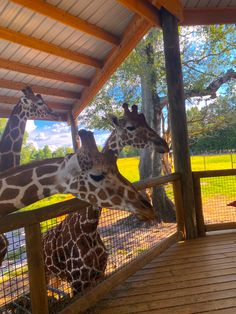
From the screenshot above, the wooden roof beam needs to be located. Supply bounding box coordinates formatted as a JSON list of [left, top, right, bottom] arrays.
[[0, 58, 90, 87], [182, 7, 236, 26], [0, 79, 81, 99], [0, 95, 72, 111], [0, 27, 102, 68], [117, 0, 160, 26], [73, 15, 152, 117], [11, 0, 120, 46]]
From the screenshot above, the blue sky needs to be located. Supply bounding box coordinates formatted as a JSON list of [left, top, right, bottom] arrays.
[[26, 120, 110, 151]]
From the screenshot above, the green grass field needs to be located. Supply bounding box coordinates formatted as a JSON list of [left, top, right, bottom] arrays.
[[20, 153, 236, 212]]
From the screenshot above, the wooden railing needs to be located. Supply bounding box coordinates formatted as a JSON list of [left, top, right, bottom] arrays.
[[0, 173, 184, 314], [193, 169, 236, 237]]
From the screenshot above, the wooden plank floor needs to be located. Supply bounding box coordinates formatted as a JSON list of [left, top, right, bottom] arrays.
[[89, 231, 236, 314]]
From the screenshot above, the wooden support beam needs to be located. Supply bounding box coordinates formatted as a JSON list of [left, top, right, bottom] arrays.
[[11, 0, 120, 46], [182, 7, 236, 26], [117, 0, 160, 26], [73, 16, 152, 117], [0, 58, 90, 86], [0, 26, 102, 68], [0, 95, 72, 111], [0, 79, 80, 99], [160, 8, 197, 239]]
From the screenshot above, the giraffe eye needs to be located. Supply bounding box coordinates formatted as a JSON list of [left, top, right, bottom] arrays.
[[90, 174, 105, 182], [127, 126, 136, 131]]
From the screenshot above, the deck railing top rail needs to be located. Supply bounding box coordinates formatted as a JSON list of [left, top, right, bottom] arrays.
[[193, 168, 236, 178]]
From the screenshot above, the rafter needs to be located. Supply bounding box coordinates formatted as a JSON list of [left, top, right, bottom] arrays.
[[0, 27, 102, 68], [182, 7, 236, 26], [0, 79, 81, 99], [11, 0, 120, 46], [0, 95, 72, 111], [117, 0, 160, 26], [73, 15, 151, 117], [0, 58, 90, 86]]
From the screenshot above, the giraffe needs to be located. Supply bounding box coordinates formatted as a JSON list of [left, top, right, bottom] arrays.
[[0, 87, 60, 266], [42, 103, 169, 295], [0, 86, 60, 172], [0, 129, 154, 219]]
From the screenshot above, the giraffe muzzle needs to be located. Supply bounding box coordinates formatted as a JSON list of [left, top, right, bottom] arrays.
[[134, 197, 155, 221]]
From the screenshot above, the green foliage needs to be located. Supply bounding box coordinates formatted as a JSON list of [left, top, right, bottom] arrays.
[[0, 118, 7, 138], [80, 25, 235, 147], [20, 143, 73, 164]]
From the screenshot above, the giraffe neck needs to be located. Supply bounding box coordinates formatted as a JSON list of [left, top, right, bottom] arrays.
[[0, 102, 27, 172], [102, 130, 124, 157], [0, 154, 83, 217]]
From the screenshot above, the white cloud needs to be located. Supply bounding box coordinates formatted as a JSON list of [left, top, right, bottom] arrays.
[[26, 120, 37, 133], [26, 122, 111, 151]]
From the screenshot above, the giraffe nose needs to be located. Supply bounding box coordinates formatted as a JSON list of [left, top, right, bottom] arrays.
[[153, 138, 170, 153], [134, 197, 155, 221]]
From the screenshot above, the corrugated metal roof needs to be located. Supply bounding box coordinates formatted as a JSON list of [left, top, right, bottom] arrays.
[[0, 0, 235, 121]]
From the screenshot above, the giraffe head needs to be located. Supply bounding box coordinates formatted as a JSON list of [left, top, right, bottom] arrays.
[[76, 130, 155, 221], [108, 103, 169, 153], [19, 86, 61, 121], [0, 130, 154, 221]]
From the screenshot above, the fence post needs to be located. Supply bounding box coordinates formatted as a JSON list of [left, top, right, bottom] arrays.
[[173, 179, 186, 240], [25, 223, 49, 314], [192, 174, 206, 237]]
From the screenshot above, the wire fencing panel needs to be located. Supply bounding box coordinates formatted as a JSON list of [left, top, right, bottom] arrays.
[[200, 175, 236, 225], [0, 183, 177, 313], [0, 228, 31, 313]]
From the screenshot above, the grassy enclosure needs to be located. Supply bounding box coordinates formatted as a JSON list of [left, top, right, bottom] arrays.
[[18, 153, 236, 211]]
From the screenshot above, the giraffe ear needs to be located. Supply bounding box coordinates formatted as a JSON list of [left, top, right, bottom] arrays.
[[107, 114, 119, 126]]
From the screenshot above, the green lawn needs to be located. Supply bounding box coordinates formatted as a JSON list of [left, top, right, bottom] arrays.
[[20, 153, 236, 211]]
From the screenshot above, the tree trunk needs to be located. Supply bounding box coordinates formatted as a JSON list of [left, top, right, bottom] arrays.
[[138, 34, 175, 222]]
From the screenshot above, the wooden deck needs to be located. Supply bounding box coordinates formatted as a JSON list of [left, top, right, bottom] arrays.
[[90, 231, 236, 314]]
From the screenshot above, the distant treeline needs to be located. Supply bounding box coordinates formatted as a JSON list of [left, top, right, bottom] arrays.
[[190, 123, 236, 154]]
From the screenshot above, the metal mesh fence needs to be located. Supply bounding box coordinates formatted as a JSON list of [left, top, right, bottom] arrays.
[[200, 175, 236, 225], [0, 182, 177, 313], [0, 229, 30, 313]]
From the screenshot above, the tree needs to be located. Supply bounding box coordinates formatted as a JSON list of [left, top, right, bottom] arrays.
[[79, 25, 236, 222]]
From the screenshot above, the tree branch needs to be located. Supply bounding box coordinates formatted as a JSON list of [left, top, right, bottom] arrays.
[[160, 69, 236, 108]]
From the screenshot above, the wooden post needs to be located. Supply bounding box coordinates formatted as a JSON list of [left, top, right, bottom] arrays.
[[173, 179, 186, 239], [192, 175, 206, 237], [69, 111, 80, 152], [160, 8, 197, 238], [25, 223, 49, 314]]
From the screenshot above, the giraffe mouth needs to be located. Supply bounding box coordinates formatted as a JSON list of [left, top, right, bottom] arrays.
[[133, 198, 155, 221]]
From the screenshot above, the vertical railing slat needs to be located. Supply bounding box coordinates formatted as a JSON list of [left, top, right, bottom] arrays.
[[25, 223, 49, 314], [192, 175, 206, 237], [173, 179, 186, 239]]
